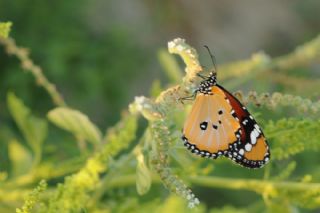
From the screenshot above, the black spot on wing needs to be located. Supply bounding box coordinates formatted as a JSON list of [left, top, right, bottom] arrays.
[[200, 121, 208, 130]]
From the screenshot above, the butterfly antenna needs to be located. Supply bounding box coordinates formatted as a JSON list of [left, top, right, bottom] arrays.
[[204, 45, 217, 73]]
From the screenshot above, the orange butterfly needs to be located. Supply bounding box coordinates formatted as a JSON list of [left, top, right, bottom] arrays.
[[182, 71, 270, 169]]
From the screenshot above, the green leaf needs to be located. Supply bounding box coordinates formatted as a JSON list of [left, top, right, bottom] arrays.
[[8, 139, 33, 177], [0, 22, 12, 38], [7, 92, 47, 166], [157, 49, 183, 83], [149, 80, 163, 98], [266, 118, 320, 160], [136, 153, 151, 195], [47, 107, 102, 144]]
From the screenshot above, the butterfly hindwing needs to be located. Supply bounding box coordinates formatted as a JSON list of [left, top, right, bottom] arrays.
[[217, 85, 270, 168]]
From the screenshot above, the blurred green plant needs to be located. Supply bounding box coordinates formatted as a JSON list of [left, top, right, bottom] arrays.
[[16, 180, 47, 213], [1, 22, 320, 213], [0, 22, 12, 38], [7, 92, 47, 169]]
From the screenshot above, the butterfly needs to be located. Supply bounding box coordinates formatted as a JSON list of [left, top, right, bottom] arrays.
[[181, 70, 270, 169]]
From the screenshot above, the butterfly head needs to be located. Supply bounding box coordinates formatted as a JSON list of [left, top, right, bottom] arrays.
[[198, 72, 217, 95], [208, 71, 217, 81]]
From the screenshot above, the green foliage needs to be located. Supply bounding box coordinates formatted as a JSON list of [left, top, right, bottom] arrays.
[[42, 113, 137, 212], [156, 196, 205, 213], [48, 107, 102, 145], [8, 139, 33, 177], [135, 148, 152, 195], [7, 92, 47, 168], [157, 49, 183, 84], [266, 118, 320, 160], [272, 161, 296, 181], [210, 206, 249, 213], [1, 20, 320, 213], [0, 22, 12, 38], [0, 1, 148, 125], [16, 180, 47, 213]]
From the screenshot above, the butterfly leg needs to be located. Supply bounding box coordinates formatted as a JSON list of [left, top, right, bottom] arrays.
[[196, 73, 209, 79], [178, 90, 199, 104]]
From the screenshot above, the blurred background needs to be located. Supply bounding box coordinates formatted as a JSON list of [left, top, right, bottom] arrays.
[[1, 0, 320, 127], [1, 0, 320, 212]]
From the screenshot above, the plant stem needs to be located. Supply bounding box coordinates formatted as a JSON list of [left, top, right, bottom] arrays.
[[0, 37, 66, 107], [187, 176, 319, 192], [104, 174, 320, 195]]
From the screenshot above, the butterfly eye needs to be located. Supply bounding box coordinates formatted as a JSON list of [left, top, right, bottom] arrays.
[[200, 121, 208, 130]]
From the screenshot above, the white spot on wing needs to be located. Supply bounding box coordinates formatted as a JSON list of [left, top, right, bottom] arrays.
[[250, 131, 257, 145], [239, 149, 244, 155], [254, 124, 261, 133], [242, 119, 248, 125], [245, 143, 252, 151]]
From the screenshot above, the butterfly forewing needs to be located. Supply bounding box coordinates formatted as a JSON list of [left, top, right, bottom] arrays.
[[182, 86, 240, 158]]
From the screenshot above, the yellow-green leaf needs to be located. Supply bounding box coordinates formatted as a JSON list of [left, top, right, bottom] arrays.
[[136, 153, 151, 195], [48, 107, 102, 144], [8, 139, 33, 177], [157, 48, 183, 83], [7, 92, 47, 165], [0, 22, 12, 38]]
